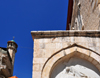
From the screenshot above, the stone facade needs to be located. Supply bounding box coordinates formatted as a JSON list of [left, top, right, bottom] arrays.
[[71, 0, 100, 30], [31, 0, 100, 78], [31, 30, 100, 78]]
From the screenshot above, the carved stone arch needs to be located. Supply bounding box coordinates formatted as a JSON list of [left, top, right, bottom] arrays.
[[41, 44, 100, 78]]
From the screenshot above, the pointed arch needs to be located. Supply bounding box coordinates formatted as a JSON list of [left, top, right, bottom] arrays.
[[41, 44, 100, 78]]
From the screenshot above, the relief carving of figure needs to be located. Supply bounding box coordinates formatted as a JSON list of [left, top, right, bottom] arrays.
[[55, 66, 90, 78], [65, 66, 89, 78]]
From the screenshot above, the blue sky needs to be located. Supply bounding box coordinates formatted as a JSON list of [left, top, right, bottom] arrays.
[[0, 0, 68, 78]]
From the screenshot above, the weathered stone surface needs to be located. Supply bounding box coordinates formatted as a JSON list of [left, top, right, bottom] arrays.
[[52, 57, 100, 78], [33, 72, 41, 78], [31, 30, 100, 38], [33, 58, 47, 63], [71, 0, 100, 30], [31, 30, 100, 78]]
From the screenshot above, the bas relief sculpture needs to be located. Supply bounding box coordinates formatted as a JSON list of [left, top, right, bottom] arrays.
[[56, 66, 92, 78], [55, 65, 100, 78], [51, 57, 100, 78], [66, 66, 89, 78], [55, 66, 90, 78]]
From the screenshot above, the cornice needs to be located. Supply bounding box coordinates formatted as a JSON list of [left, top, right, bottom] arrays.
[[31, 30, 100, 39]]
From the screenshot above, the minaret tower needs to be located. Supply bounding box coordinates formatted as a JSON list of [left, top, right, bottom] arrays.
[[7, 39, 18, 66]]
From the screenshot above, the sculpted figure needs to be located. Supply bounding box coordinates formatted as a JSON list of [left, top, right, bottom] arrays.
[[55, 66, 90, 78], [66, 66, 89, 78]]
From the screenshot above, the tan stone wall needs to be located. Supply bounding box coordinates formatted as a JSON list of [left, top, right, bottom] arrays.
[[79, 0, 100, 30], [31, 31, 100, 78], [34, 36, 100, 57], [33, 36, 100, 78], [71, 0, 100, 30]]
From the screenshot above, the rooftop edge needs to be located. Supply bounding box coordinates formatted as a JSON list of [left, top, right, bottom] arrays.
[[31, 30, 100, 39]]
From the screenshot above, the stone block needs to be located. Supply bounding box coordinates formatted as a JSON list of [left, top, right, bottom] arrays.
[[51, 37, 61, 43], [96, 64, 100, 71], [45, 49, 52, 57], [45, 43, 56, 49], [39, 64, 44, 71], [33, 58, 47, 63], [90, 52, 100, 63], [62, 37, 70, 42], [33, 63, 40, 71], [70, 37, 75, 43], [77, 47, 90, 56], [39, 39, 44, 43], [56, 43, 63, 51], [80, 54, 85, 58], [39, 43, 45, 49], [34, 42, 39, 50], [84, 55, 89, 60], [65, 48, 72, 55], [33, 72, 41, 78], [34, 49, 47, 58], [88, 57, 93, 62], [92, 59, 98, 66], [62, 42, 68, 48], [39, 38, 51, 43]]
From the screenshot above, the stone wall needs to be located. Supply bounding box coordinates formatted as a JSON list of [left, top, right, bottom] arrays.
[[71, 0, 100, 30], [80, 0, 100, 30], [31, 30, 100, 78]]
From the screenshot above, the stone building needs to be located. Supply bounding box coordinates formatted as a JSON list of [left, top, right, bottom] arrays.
[[67, 0, 100, 30], [0, 40, 18, 78], [31, 0, 100, 78]]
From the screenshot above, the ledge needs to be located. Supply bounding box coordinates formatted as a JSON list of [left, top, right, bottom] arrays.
[[31, 30, 100, 39]]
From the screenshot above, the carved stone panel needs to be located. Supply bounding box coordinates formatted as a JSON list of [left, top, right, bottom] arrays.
[[51, 57, 100, 78]]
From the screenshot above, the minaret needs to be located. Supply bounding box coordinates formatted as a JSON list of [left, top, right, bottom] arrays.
[[7, 39, 18, 66]]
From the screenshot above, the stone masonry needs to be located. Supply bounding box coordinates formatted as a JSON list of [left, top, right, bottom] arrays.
[[31, 30, 100, 78], [31, 0, 100, 78], [71, 0, 100, 30]]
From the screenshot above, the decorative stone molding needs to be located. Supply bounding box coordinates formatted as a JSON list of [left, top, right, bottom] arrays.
[[41, 44, 100, 78], [31, 30, 100, 38]]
